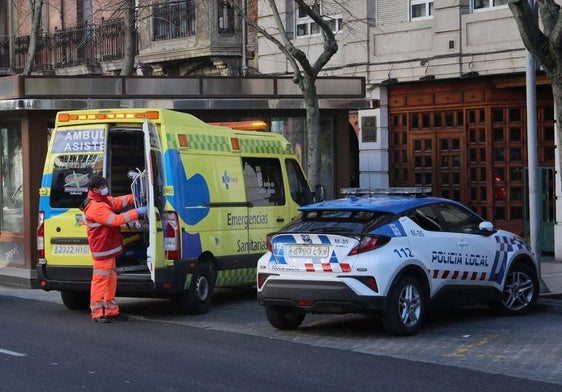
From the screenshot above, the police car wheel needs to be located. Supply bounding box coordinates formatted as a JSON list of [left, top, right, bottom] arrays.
[[496, 263, 539, 316], [60, 290, 90, 311], [382, 276, 426, 336], [177, 273, 214, 315], [265, 305, 305, 330]]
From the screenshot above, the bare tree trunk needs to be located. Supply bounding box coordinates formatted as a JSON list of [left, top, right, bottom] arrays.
[[23, 0, 44, 75], [120, 0, 136, 76], [302, 77, 321, 188]]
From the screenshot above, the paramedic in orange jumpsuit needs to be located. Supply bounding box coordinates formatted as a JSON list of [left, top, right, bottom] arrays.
[[83, 174, 147, 323]]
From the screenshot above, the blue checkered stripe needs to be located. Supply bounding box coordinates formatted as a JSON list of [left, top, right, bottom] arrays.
[[489, 235, 530, 283], [268, 234, 338, 264]]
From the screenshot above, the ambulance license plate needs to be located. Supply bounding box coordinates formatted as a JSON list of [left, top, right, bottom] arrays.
[[286, 244, 329, 258], [53, 245, 90, 255]]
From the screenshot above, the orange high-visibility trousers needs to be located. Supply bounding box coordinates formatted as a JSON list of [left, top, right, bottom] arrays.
[[90, 257, 119, 318]]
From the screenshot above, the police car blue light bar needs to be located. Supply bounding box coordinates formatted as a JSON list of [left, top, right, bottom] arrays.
[[340, 187, 432, 196]]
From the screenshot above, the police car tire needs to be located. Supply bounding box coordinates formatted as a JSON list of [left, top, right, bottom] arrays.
[[496, 262, 539, 316], [60, 290, 90, 311], [382, 276, 426, 336], [265, 305, 306, 330], [177, 273, 214, 315]]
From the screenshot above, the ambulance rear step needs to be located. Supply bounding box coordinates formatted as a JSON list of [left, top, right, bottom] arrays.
[[116, 265, 151, 281]]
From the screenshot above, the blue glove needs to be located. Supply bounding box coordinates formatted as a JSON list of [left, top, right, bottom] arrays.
[[136, 206, 148, 215]]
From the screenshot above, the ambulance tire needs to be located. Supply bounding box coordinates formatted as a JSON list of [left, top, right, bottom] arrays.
[[265, 305, 305, 330], [61, 290, 90, 311], [381, 276, 426, 336], [495, 262, 539, 316], [177, 272, 214, 315]]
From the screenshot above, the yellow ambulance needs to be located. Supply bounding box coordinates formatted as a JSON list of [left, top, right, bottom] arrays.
[[37, 108, 318, 314]]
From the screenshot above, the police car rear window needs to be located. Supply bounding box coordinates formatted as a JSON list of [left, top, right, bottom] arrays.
[[284, 210, 394, 233]]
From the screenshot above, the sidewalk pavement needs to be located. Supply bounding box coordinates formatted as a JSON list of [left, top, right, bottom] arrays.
[[538, 255, 562, 313]]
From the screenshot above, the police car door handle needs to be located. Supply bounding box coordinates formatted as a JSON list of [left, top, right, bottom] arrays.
[[458, 240, 468, 247], [277, 217, 285, 223]]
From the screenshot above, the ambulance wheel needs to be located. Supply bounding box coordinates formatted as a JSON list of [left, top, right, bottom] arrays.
[[495, 262, 539, 316], [265, 305, 305, 330], [61, 290, 90, 311], [382, 276, 426, 336], [177, 273, 214, 315]]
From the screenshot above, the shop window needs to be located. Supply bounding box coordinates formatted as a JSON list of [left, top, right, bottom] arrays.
[[1, 121, 23, 234], [271, 116, 334, 199], [493, 127, 504, 142], [509, 127, 521, 142], [509, 108, 521, 122]]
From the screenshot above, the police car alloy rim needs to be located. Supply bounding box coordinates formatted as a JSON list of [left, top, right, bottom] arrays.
[[502, 270, 535, 311], [398, 283, 422, 327]]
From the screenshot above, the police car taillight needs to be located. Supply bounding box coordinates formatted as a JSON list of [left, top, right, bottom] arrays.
[[266, 233, 275, 252], [163, 211, 180, 260], [349, 235, 390, 255], [37, 212, 45, 258]]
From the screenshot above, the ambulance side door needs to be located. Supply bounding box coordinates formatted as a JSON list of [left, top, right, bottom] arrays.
[[242, 157, 289, 258], [142, 120, 165, 283]]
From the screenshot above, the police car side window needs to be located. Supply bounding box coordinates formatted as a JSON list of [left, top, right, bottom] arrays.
[[437, 203, 482, 233], [243, 158, 285, 206], [408, 206, 442, 232]]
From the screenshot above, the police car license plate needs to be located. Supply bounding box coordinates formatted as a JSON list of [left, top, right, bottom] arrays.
[[53, 245, 90, 255], [286, 244, 329, 258]]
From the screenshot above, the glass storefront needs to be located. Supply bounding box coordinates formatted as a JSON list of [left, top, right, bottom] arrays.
[[0, 119, 24, 266], [1, 120, 23, 233], [271, 116, 335, 199]]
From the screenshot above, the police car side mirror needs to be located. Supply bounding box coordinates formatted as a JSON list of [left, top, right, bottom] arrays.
[[315, 185, 326, 202], [479, 221, 494, 233]]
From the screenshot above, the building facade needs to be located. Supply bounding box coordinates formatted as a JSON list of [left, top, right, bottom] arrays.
[[0, 0, 259, 76], [0, 0, 371, 286], [257, 0, 558, 255]]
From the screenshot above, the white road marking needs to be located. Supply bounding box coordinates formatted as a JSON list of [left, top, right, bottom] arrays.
[[0, 348, 27, 357]]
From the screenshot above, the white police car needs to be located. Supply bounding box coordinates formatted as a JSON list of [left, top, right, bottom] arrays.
[[256, 188, 539, 336]]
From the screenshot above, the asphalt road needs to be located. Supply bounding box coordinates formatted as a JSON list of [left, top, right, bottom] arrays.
[[1, 287, 562, 391]]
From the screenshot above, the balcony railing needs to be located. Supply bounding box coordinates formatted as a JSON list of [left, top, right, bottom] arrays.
[[0, 39, 9, 69], [12, 18, 135, 73]]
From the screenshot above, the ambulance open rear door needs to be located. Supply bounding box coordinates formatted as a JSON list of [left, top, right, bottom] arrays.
[[142, 120, 165, 283]]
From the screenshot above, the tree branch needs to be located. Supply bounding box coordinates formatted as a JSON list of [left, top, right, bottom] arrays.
[[508, 0, 553, 68]]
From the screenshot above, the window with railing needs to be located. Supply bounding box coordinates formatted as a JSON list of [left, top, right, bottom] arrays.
[[153, 0, 196, 41], [13, 18, 131, 72], [218, 0, 234, 34]]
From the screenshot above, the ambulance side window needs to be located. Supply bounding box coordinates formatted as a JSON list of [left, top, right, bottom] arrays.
[[285, 158, 311, 206], [242, 158, 285, 206]]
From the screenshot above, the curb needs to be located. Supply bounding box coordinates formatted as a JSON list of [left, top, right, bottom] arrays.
[[538, 295, 562, 314]]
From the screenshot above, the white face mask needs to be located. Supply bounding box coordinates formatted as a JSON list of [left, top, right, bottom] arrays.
[[100, 187, 109, 196]]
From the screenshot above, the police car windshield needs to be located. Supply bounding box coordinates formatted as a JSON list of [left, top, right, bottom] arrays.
[[283, 209, 394, 233]]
